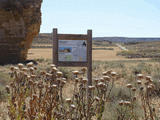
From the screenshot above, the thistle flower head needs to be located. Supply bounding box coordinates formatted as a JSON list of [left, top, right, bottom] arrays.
[[22, 68, 28, 72], [111, 72, 117, 77], [100, 78, 105, 82], [137, 74, 143, 79], [10, 66, 14, 71], [46, 73, 52, 77], [40, 71, 46, 75], [27, 62, 34, 67], [124, 101, 131, 106], [60, 80, 66, 85], [5, 85, 10, 94], [146, 76, 152, 81], [81, 78, 88, 84], [94, 79, 99, 83], [137, 80, 142, 85], [103, 76, 110, 82], [18, 63, 24, 69], [57, 71, 63, 77], [34, 66, 37, 70], [51, 84, 57, 89], [147, 85, 152, 91], [149, 79, 153, 83], [119, 100, 124, 106], [88, 86, 95, 90], [126, 84, 133, 88], [29, 67, 34, 72], [107, 70, 112, 75], [150, 84, 155, 89], [62, 78, 66, 81], [27, 75, 31, 79], [102, 71, 107, 76], [81, 68, 86, 73], [75, 78, 79, 83], [50, 64, 56, 68], [31, 75, 36, 79], [14, 67, 19, 71], [66, 98, 72, 104], [52, 67, 58, 72], [131, 87, 137, 92], [72, 71, 79, 76], [97, 82, 105, 88], [70, 104, 76, 109]]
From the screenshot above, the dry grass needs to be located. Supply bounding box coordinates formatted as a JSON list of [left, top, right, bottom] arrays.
[[1, 42, 160, 119], [118, 41, 160, 58], [28, 46, 149, 61], [0, 102, 9, 120], [1, 62, 160, 119]]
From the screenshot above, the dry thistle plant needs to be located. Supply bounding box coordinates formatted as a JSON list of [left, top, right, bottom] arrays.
[[6, 63, 120, 120], [116, 74, 159, 120]]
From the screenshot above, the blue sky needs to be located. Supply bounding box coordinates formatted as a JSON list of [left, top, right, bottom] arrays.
[[40, 0, 160, 37]]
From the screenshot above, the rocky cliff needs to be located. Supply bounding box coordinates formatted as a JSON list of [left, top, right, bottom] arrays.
[[0, 0, 42, 64]]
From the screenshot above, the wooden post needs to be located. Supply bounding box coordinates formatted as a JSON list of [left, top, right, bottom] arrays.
[[87, 30, 92, 86], [53, 28, 58, 65]]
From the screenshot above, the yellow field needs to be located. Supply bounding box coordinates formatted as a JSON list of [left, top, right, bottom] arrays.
[[28, 46, 149, 61]]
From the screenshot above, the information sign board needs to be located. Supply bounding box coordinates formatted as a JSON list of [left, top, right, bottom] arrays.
[[58, 40, 87, 62], [52, 28, 92, 85]]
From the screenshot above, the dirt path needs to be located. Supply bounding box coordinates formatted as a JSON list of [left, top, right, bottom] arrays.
[[28, 47, 148, 61], [116, 43, 128, 51]]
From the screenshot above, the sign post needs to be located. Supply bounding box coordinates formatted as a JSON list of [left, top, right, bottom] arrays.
[[52, 28, 92, 85]]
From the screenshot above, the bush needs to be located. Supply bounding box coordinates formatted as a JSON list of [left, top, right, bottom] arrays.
[[6, 63, 120, 120]]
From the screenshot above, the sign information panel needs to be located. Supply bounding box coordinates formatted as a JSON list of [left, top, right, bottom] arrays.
[[53, 28, 92, 85], [58, 40, 87, 62]]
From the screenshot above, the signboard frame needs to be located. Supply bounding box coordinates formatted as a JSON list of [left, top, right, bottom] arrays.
[[52, 28, 92, 85]]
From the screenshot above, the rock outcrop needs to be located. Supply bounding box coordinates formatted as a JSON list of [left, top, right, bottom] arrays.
[[0, 0, 42, 64]]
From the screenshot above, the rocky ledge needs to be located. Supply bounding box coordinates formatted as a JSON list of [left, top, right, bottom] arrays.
[[0, 0, 42, 64]]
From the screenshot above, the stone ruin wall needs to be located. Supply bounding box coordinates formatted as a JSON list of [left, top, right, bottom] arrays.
[[0, 0, 42, 64]]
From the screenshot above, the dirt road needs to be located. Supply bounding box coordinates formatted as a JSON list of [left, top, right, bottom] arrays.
[[116, 44, 128, 51]]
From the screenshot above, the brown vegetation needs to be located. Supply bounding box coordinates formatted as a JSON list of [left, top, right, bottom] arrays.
[[118, 42, 160, 59], [1, 61, 160, 120]]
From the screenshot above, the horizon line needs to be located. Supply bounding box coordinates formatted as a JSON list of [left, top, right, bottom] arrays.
[[39, 33, 160, 38]]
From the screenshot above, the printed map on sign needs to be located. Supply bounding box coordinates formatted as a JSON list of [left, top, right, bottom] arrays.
[[58, 40, 87, 62]]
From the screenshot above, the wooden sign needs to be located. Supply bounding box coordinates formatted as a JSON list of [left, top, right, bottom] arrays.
[[52, 28, 92, 85]]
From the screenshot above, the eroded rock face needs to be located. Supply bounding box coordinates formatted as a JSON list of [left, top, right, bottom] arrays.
[[0, 0, 42, 64]]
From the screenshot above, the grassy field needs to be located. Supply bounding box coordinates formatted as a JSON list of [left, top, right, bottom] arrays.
[[118, 41, 160, 59], [28, 46, 149, 61], [1, 41, 160, 119]]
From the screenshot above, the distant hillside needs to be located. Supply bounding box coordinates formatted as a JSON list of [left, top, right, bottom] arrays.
[[93, 37, 160, 43], [33, 33, 52, 44], [33, 33, 160, 44]]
